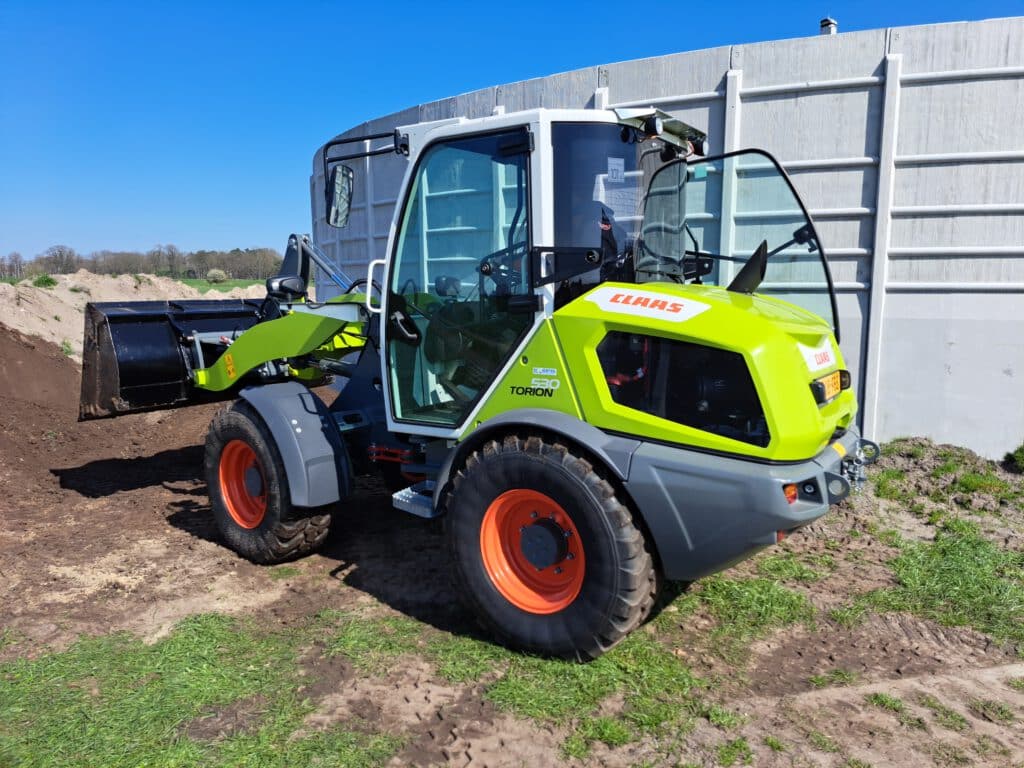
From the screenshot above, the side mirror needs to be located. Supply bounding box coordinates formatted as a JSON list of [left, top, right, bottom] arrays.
[[327, 165, 354, 228]]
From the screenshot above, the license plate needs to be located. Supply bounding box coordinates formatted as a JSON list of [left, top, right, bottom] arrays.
[[817, 370, 841, 402]]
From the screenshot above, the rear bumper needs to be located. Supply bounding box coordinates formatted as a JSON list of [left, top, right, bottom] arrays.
[[624, 426, 864, 581]]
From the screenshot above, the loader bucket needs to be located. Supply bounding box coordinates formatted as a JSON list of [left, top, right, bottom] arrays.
[[79, 299, 263, 420]]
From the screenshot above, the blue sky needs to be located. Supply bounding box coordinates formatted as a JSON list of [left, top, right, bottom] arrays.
[[0, 1, 1019, 258]]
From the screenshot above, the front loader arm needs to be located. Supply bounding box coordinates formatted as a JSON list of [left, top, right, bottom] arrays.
[[193, 310, 360, 391]]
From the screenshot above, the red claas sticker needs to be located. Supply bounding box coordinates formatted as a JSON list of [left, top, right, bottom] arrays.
[[798, 339, 835, 373], [585, 286, 710, 322]]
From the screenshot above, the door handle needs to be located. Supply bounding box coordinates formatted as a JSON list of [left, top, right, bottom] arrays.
[[365, 259, 386, 314]]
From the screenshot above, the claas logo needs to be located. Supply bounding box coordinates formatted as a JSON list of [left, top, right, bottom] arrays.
[[608, 293, 685, 314]]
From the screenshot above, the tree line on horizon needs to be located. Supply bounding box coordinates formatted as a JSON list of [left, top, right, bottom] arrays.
[[0, 244, 283, 282]]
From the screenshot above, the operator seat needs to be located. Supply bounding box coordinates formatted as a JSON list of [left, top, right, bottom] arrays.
[[265, 236, 311, 302]]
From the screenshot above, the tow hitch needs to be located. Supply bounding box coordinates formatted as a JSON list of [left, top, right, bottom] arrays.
[[842, 438, 881, 492]]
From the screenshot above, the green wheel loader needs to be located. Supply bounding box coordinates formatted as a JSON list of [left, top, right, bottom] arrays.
[[80, 107, 878, 659]]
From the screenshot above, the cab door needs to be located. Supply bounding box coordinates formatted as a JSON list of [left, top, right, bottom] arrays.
[[384, 129, 534, 429]]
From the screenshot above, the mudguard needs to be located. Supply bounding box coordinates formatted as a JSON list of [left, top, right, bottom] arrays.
[[239, 382, 351, 508], [432, 408, 641, 510]]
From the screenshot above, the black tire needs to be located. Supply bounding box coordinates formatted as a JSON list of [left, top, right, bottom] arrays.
[[443, 434, 656, 660], [204, 400, 332, 564]]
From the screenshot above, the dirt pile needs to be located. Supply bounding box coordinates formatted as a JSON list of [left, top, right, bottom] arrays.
[[0, 270, 265, 359]]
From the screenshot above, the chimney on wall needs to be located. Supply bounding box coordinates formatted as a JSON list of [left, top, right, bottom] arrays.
[[820, 17, 838, 35]]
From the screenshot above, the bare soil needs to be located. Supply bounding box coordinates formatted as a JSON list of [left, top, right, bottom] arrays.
[[1, 321, 1022, 766]]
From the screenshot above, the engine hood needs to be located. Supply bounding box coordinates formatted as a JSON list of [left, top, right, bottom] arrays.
[[552, 282, 856, 461]]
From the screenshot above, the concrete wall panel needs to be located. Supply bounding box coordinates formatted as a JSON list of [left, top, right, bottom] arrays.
[[879, 293, 1024, 458]]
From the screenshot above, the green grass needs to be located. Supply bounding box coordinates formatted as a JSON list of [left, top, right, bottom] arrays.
[[870, 693, 929, 730], [59, 339, 73, 357], [31, 273, 57, 288], [763, 734, 786, 752], [425, 632, 510, 683], [0, 614, 400, 768], [930, 460, 959, 479], [972, 734, 1011, 758], [323, 612, 424, 673], [952, 471, 1010, 495], [865, 518, 1024, 645], [928, 741, 971, 766], [756, 552, 823, 583], [180, 277, 264, 294], [967, 698, 1015, 724], [874, 468, 912, 501], [1007, 677, 1024, 692], [866, 692, 904, 712], [693, 576, 814, 660], [916, 693, 969, 732], [827, 602, 868, 627], [808, 730, 840, 753], [884, 437, 927, 459], [832, 518, 1024, 644], [484, 631, 701, 726], [562, 716, 632, 758], [1005, 442, 1024, 474], [844, 759, 872, 768], [809, 668, 858, 688], [715, 737, 753, 766], [951, 471, 1015, 505], [267, 565, 302, 581]]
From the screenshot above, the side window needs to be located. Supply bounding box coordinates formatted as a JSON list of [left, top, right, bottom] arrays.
[[387, 131, 533, 427]]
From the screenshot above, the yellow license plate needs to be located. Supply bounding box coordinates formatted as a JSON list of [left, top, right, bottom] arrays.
[[817, 370, 841, 402]]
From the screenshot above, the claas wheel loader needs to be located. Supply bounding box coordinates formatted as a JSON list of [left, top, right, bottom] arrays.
[[79, 106, 879, 659]]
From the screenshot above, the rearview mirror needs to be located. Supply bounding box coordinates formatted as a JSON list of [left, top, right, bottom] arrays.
[[327, 165, 354, 228]]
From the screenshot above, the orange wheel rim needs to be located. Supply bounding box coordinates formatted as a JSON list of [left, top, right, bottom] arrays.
[[219, 439, 267, 529], [480, 490, 585, 614]]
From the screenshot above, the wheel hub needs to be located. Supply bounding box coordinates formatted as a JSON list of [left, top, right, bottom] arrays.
[[479, 489, 586, 614], [244, 465, 264, 497], [219, 439, 267, 529], [519, 518, 569, 570]]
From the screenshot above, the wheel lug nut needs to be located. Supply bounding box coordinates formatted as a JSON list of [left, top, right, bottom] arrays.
[[554, 567, 562, 574], [530, 511, 538, 519], [563, 530, 572, 538], [566, 553, 575, 560], [519, 526, 526, 533]]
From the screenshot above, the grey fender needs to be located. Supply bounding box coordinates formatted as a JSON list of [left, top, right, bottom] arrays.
[[432, 409, 641, 510], [239, 382, 351, 508]]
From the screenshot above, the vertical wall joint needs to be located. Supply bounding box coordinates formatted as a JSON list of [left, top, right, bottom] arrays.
[[862, 53, 903, 438]]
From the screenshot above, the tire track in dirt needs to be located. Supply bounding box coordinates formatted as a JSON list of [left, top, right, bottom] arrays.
[[729, 662, 1024, 767], [747, 612, 1017, 697]]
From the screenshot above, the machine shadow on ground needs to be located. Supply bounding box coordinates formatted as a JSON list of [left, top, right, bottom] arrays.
[[51, 445, 206, 497]]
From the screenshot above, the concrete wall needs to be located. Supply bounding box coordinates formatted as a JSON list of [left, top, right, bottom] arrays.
[[311, 17, 1024, 459]]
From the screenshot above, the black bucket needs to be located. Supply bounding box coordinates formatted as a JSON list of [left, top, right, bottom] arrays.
[[79, 299, 263, 420]]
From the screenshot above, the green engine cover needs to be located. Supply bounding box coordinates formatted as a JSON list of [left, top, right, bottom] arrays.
[[465, 281, 856, 463]]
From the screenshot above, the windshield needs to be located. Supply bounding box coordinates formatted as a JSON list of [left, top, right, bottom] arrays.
[[637, 149, 838, 334]]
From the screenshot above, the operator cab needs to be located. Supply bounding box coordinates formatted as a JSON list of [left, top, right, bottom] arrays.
[[322, 108, 838, 436]]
